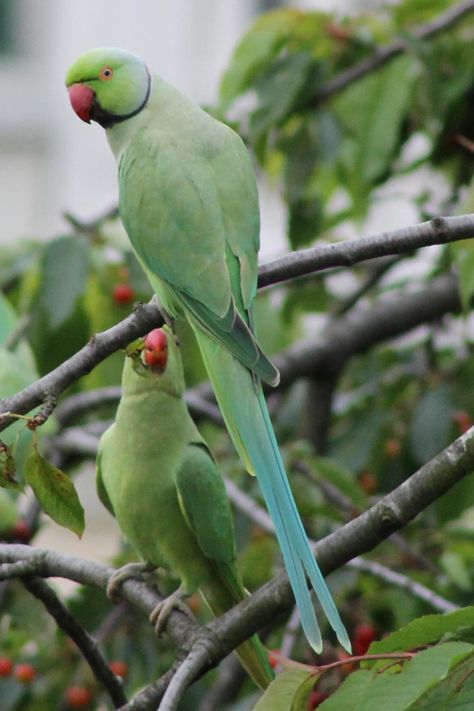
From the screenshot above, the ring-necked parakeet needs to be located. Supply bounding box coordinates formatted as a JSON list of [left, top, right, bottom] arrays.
[[96, 327, 273, 689], [67, 48, 350, 653]]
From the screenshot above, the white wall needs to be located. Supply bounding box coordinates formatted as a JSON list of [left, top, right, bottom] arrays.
[[0, 0, 258, 242]]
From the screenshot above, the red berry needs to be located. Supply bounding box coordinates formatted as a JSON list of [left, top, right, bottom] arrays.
[[0, 657, 13, 677], [353, 624, 377, 656], [453, 410, 473, 434], [268, 649, 281, 669], [66, 686, 93, 708], [384, 438, 401, 458], [14, 663, 36, 683], [113, 283, 136, 305], [308, 689, 329, 709], [359, 471, 378, 494], [143, 329, 168, 372], [109, 660, 128, 679], [11, 520, 32, 542]]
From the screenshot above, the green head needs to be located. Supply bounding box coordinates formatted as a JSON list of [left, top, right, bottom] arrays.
[[65, 47, 150, 128], [122, 326, 185, 399]]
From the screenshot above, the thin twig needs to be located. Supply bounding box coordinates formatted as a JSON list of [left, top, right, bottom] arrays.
[[258, 214, 474, 288], [224, 477, 456, 614], [22, 576, 127, 707], [310, 0, 474, 107]]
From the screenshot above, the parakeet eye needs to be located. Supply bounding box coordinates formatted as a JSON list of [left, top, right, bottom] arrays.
[[100, 66, 114, 80]]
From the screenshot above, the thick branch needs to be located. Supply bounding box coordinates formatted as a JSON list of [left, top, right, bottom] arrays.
[[206, 426, 474, 659], [310, 0, 474, 106], [0, 424, 471, 702], [0, 269, 464, 433]]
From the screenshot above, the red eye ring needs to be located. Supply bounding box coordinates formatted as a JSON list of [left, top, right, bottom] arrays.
[[100, 66, 114, 81]]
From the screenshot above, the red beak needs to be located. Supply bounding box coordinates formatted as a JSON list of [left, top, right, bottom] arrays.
[[68, 83, 95, 123]]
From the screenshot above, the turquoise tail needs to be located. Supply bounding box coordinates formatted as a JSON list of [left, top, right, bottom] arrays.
[[194, 329, 351, 654]]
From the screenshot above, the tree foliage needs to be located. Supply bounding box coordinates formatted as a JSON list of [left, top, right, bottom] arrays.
[[1, 1, 474, 709]]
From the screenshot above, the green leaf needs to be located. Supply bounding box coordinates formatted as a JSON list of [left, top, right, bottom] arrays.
[[332, 55, 416, 209], [312, 456, 368, 509], [318, 670, 372, 710], [220, 9, 302, 104], [451, 241, 474, 313], [409, 649, 474, 710], [0, 489, 19, 532], [409, 384, 454, 465], [0, 443, 20, 490], [253, 668, 317, 711], [439, 551, 472, 591], [369, 607, 474, 655], [250, 52, 317, 144], [321, 643, 474, 711], [38, 235, 90, 330], [24, 450, 85, 537]]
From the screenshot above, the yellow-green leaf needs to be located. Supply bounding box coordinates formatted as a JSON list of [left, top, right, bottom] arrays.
[[254, 668, 317, 711]]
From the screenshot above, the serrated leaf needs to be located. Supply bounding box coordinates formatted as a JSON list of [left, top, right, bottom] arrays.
[[367, 643, 473, 711], [253, 668, 317, 711], [38, 235, 89, 330], [24, 451, 85, 537], [322, 643, 474, 711], [369, 607, 474, 655], [409, 649, 474, 710]]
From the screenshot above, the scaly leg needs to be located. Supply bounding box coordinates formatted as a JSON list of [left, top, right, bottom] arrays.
[[149, 586, 194, 636], [107, 562, 156, 601]]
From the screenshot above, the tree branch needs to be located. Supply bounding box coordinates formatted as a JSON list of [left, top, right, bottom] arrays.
[[1, 210, 470, 432], [1, 424, 470, 704], [22, 576, 127, 708], [258, 214, 474, 288], [309, 0, 474, 107]]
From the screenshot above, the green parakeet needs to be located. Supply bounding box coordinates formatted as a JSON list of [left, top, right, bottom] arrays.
[[96, 326, 273, 689], [67, 47, 350, 653]]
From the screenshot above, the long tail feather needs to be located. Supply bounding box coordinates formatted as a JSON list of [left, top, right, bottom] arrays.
[[194, 328, 351, 653]]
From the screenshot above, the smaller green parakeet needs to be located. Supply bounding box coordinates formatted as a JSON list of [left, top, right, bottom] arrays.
[[96, 326, 273, 689]]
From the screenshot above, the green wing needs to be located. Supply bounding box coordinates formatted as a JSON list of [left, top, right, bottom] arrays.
[[175, 442, 235, 564], [96, 425, 116, 517], [119, 117, 278, 384]]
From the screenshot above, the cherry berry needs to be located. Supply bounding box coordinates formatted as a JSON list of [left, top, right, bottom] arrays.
[[109, 660, 128, 679], [0, 657, 13, 677], [353, 623, 377, 656], [113, 284, 136, 305], [14, 663, 36, 683], [66, 686, 93, 708], [143, 328, 168, 372]]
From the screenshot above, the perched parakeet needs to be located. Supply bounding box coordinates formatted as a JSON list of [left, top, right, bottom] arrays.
[[67, 48, 350, 653], [97, 327, 273, 689]]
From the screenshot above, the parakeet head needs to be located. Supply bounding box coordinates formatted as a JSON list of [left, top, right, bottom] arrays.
[[65, 47, 151, 128], [122, 326, 185, 399]]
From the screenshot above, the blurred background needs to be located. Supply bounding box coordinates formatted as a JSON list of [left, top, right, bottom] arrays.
[[0, 0, 410, 259], [2, 1, 474, 707]]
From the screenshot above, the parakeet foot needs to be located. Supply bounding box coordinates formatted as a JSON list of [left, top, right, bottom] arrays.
[[107, 562, 156, 601], [149, 586, 193, 636]]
